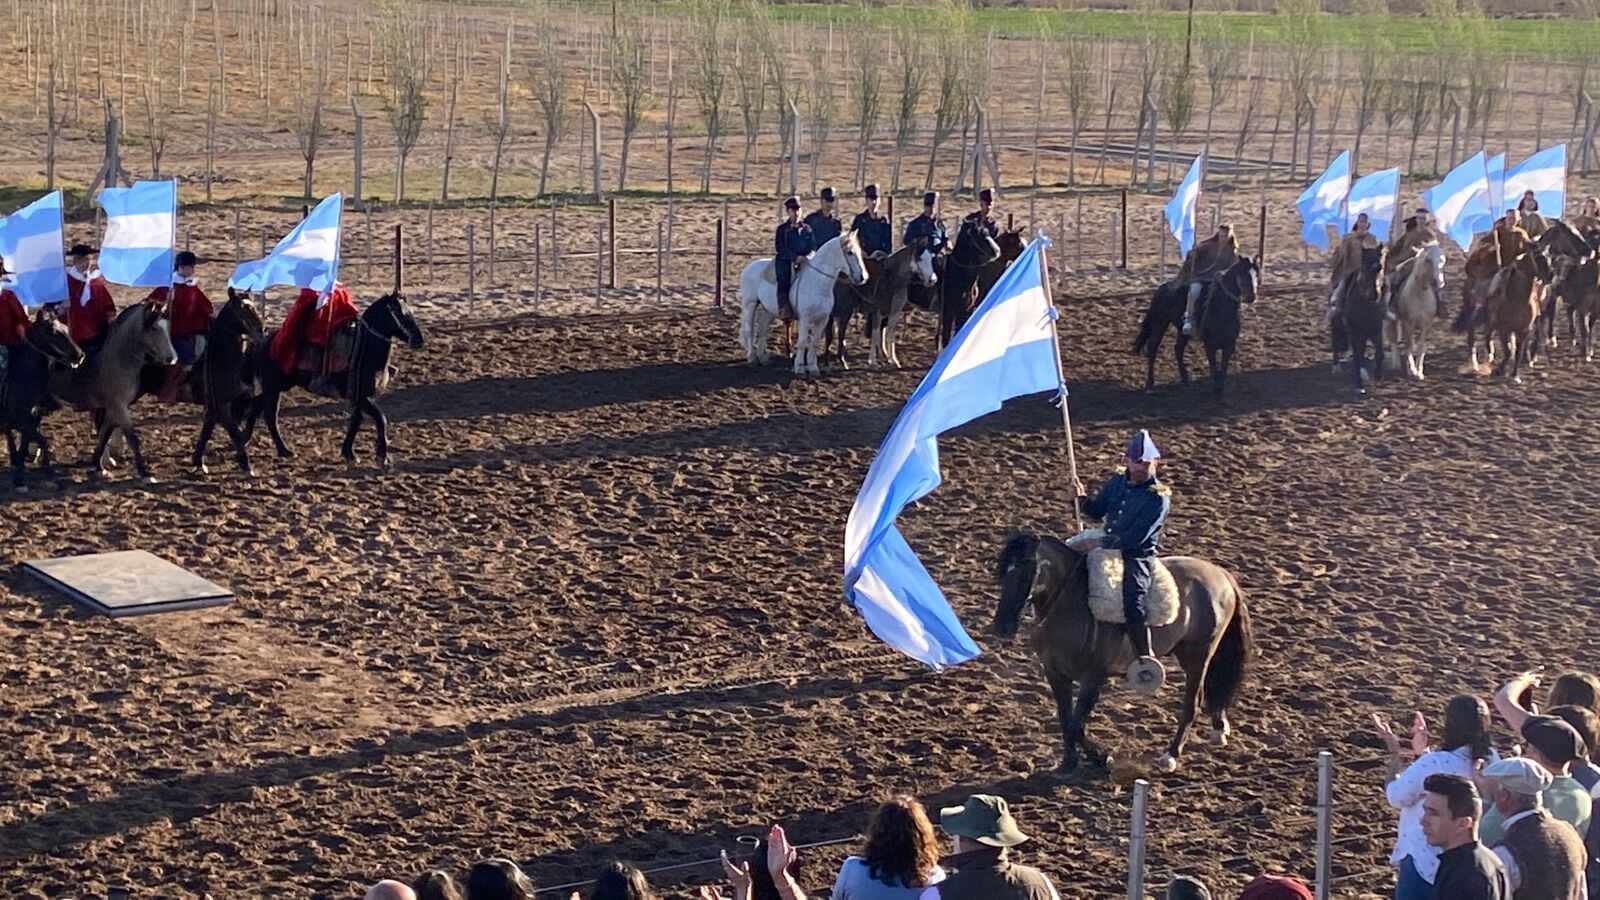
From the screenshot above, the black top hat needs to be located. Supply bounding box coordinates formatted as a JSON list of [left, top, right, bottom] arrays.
[[978, 188, 994, 203], [69, 243, 97, 257], [820, 187, 836, 202], [175, 250, 199, 268], [864, 184, 880, 199], [784, 196, 801, 210], [923, 191, 939, 206]]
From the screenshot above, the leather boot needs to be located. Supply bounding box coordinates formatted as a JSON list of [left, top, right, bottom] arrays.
[[1128, 623, 1154, 659], [778, 291, 795, 321]]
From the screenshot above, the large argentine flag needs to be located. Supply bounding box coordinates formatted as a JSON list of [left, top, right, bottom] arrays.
[[0, 191, 69, 306], [1346, 167, 1401, 240], [1165, 153, 1204, 256], [844, 237, 1064, 669], [1503, 145, 1567, 219], [98, 179, 177, 287], [1296, 150, 1351, 251], [229, 193, 343, 292], [1485, 152, 1507, 217], [1424, 152, 1492, 250]]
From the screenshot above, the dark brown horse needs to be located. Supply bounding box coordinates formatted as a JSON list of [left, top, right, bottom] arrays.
[[974, 227, 1026, 304], [1484, 250, 1552, 384], [1332, 246, 1386, 393], [935, 220, 1001, 350], [992, 532, 1254, 776], [2, 310, 84, 490]]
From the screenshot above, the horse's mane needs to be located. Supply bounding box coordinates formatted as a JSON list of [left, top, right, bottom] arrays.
[[995, 532, 1040, 581], [112, 302, 146, 326]]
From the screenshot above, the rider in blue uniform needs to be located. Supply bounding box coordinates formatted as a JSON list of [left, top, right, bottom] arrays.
[[1072, 429, 1171, 691], [804, 187, 843, 249], [774, 196, 815, 319], [903, 191, 948, 256], [964, 188, 999, 239], [851, 184, 893, 258]]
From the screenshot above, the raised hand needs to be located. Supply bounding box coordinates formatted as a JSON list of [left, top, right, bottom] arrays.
[[767, 823, 798, 877], [1409, 711, 1430, 756], [1371, 712, 1401, 751]]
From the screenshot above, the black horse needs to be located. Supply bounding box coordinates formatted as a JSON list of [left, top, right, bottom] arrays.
[[1132, 280, 1191, 391], [1532, 221, 1593, 353], [936, 220, 1001, 349], [1134, 256, 1260, 396], [138, 289, 267, 474], [245, 292, 423, 468], [1331, 247, 1386, 393], [2, 310, 84, 490]]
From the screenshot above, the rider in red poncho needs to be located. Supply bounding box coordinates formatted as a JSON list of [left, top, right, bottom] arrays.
[[268, 283, 358, 395]]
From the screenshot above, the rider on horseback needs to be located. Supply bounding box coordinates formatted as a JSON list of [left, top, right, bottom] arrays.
[[774, 197, 815, 320], [1328, 213, 1381, 324], [904, 191, 948, 260], [1180, 224, 1239, 336], [1514, 190, 1547, 239], [1386, 207, 1444, 319], [147, 251, 214, 402], [851, 185, 893, 260], [268, 282, 359, 396], [0, 259, 30, 388], [63, 244, 117, 359], [804, 187, 843, 249], [1572, 197, 1600, 243], [1070, 429, 1172, 694], [964, 188, 1000, 240]]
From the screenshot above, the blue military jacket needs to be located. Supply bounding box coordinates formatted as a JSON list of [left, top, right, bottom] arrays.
[[852, 210, 893, 255], [904, 213, 948, 254], [804, 210, 842, 248], [774, 221, 815, 261], [1079, 473, 1170, 557], [964, 210, 999, 239]]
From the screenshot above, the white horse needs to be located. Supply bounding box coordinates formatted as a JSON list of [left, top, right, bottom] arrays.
[[867, 244, 938, 370], [738, 231, 868, 376], [1385, 241, 1446, 379]]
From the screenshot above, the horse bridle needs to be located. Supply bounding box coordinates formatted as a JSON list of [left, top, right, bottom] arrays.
[[1208, 264, 1256, 305]]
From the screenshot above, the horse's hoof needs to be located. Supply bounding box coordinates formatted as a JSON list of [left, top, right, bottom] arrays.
[[1212, 726, 1231, 747], [193, 462, 209, 476], [143, 475, 160, 486], [1155, 753, 1179, 773]]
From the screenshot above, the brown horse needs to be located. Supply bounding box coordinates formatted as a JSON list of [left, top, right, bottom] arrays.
[[992, 532, 1254, 776], [1483, 251, 1552, 384], [974, 227, 1026, 304]]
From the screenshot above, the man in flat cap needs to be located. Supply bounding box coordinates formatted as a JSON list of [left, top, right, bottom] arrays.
[[773, 196, 815, 320], [1480, 714, 1593, 846], [1480, 756, 1588, 898]]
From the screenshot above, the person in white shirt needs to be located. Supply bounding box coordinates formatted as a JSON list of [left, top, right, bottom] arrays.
[[831, 797, 947, 900]]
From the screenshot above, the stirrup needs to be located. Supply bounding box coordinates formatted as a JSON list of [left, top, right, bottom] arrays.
[[1126, 656, 1166, 697]]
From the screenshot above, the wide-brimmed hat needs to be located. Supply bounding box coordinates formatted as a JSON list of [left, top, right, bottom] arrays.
[[938, 794, 1028, 847]]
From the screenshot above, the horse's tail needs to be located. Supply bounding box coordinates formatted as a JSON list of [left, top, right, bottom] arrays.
[[1202, 569, 1254, 715], [1131, 303, 1157, 356]]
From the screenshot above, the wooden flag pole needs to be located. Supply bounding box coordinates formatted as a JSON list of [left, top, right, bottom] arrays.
[[1039, 242, 1083, 533], [393, 224, 403, 294]]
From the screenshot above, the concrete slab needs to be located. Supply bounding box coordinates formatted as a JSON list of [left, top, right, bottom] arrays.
[[21, 550, 233, 617]]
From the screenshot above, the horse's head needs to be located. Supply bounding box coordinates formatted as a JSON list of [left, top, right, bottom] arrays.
[[1529, 246, 1555, 284], [119, 301, 178, 366], [222, 288, 267, 342], [997, 227, 1026, 265], [1420, 242, 1446, 290], [954, 220, 1001, 268], [1537, 220, 1591, 262], [912, 241, 938, 287], [1215, 256, 1260, 306], [365, 291, 425, 348], [1359, 246, 1385, 278], [28, 307, 84, 369], [993, 533, 1083, 639], [840, 229, 868, 287]]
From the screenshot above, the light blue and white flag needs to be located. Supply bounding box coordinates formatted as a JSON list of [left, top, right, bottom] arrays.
[[0, 191, 69, 307], [1503, 145, 1567, 219], [1164, 153, 1205, 256], [1296, 150, 1351, 252], [1423, 151, 1491, 250], [229, 193, 343, 293], [1485, 152, 1507, 217], [1346, 167, 1401, 240], [97, 179, 177, 288], [844, 236, 1064, 669]]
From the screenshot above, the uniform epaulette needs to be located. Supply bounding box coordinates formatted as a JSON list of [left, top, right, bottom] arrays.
[[1151, 483, 1171, 496]]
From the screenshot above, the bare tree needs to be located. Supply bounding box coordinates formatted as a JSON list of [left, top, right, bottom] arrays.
[[1402, 55, 1438, 175], [807, 48, 837, 192], [889, 20, 926, 193], [851, 15, 883, 189], [688, 0, 728, 194], [609, 7, 650, 191], [749, 5, 793, 194], [1197, 19, 1237, 154], [528, 23, 567, 197], [1351, 0, 1390, 173], [1280, 0, 1324, 180], [139, 9, 173, 178], [489, 23, 513, 233], [731, 26, 768, 194], [1160, 51, 1196, 183], [1058, 28, 1096, 185], [924, 4, 969, 191], [1130, 16, 1164, 185], [439, 14, 468, 202], [1458, 4, 1500, 148], [375, 0, 430, 203], [291, 3, 332, 203]]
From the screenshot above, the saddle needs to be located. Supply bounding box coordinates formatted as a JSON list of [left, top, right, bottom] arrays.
[[294, 322, 356, 375], [1073, 529, 1181, 627]]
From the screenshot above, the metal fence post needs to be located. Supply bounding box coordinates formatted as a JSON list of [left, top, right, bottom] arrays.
[[533, 226, 542, 311], [1315, 751, 1333, 900], [1126, 779, 1149, 900], [551, 206, 562, 280], [364, 207, 374, 280], [1120, 188, 1129, 269], [233, 206, 242, 265], [466, 224, 476, 316]]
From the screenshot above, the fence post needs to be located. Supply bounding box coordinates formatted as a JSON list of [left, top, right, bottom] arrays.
[[1314, 751, 1333, 900], [595, 226, 604, 308], [1258, 203, 1269, 270], [426, 202, 435, 281], [1125, 779, 1149, 900], [233, 206, 242, 265], [351, 99, 364, 212], [533, 225, 542, 310], [466, 224, 476, 317], [656, 220, 664, 305], [608, 195, 618, 289], [1076, 194, 1084, 271], [365, 207, 374, 280], [551, 206, 562, 280], [714, 217, 725, 309], [1120, 188, 1129, 269]]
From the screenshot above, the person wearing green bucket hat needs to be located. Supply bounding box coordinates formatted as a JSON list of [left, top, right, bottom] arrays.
[[917, 795, 1060, 900]]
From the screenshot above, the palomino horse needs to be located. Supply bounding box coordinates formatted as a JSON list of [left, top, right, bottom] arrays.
[[1194, 256, 1260, 399], [738, 231, 868, 376], [1385, 241, 1445, 380], [1332, 247, 1386, 393], [50, 302, 178, 480], [935, 221, 1002, 350], [137, 289, 266, 474], [861, 239, 938, 369], [993, 533, 1254, 775], [2, 310, 83, 490], [1483, 250, 1552, 384], [246, 292, 424, 468]]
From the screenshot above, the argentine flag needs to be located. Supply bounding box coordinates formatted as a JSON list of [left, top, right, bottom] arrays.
[[98, 179, 177, 287], [0, 191, 69, 307], [1296, 150, 1351, 252], [1346, 168, 1401, 240], [229, 193, 343, 293], [1423, 152, 1492, 250], [1165, 153, 1205, 257], [1503, 146, 1567, 219], [1485, 152, 1506, 217], [844, 236, 1065, 669]]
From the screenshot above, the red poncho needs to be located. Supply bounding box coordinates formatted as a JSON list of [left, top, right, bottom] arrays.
[[268, 285, 358, 375], [0, 290, 28, 348], [65, 271, 117, 344], [147, 282, 214, 342]]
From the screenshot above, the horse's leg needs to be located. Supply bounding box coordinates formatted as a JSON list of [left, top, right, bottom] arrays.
[[89, 416, 117, 475], [6, 430, 22, 490], [340, 401, 364, 462], [1157, 650, 1210, 773], [867, 308, 882, 368], [1067, 672, 1109, 769], [1374, 325, 1384, 382], [886, 313, 902, 369], [116, 410, 152, 480], [791, 316, 810, 376], [192, 411, 217, 474], [1175, 334, 1191, 386], [263, 389, 293, 458], [1143, 331, 1160, 392], [1046, 670, 1079, 772]]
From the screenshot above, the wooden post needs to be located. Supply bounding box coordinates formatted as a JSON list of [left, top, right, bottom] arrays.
[[584, 101, 601, 202], [594, 225, 603, 307], [466, 224, 476, 315], [1120, 189, 1129, 269], [351, 98, 364, 211], [533, 225, 542, 307], [487, 212, 496, 287], [393, 223, 403, 294], [887, 195, 895, 228], [551, 206, 562, 280], [1075, 194, 1084, 272], [656, 219, 664, 304], [608, 196, 617, 289], [1257, 203, 1268, 270], [426, 202, 435, 281], [232, 206, 241, 265], [364, 206, 373, 280], [1006, 212, 1014, 232], [714, 217, 725, 309]]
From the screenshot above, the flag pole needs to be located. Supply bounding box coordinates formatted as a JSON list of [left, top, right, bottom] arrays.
[[167, 177, 178, 309], [1039, 241, 1083, 533]]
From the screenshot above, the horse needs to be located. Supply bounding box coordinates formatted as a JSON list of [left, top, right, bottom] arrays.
[[1533, 221, 1593, 352], [1550, 247, 1600, 362], [245, 291, 424, 468], [1193, 256, 1260, 399], [859, 239, 938, 369], [935, 221, 1002, 350], [1385, 241, 1445, 380], [1483, 250, 1552, 384], [992, 532, 1254, 776], [137, 289, 266, 474], [1331, 246, 1386, 393], [974, 227, 1026, 304], [1131, 280, 1192, 391], [738, 231, 868, 376], [49, 302, 178, 480], [822, 256, 884, 371], [2, 310, 84, 490]]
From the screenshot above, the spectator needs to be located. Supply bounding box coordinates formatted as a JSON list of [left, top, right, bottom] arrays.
[[1164, 875, 1212, 899], [700, 849, 753, 900], [466, 859, 534, 900], [1373, 694, 1496, 899], [1479, 715, 1592, 844], [586, 861, 654, 900], [414, 870, 462, 900], [365, 880, 418, 900], [917, 794, 1060, 900], [1419, 773, 1510, 899], [1548, 705, 1600, 792], [1550, 672, 1600, 720], [1480, 757, 1588, 898], [1236, 875, 1313, 900], [1495, 670, 1600, 734], [830, 796, 947, 900]]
